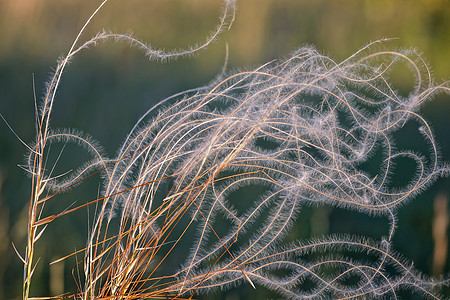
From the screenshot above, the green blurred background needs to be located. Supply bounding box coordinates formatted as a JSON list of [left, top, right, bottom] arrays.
[[0, 0, 449, 299]]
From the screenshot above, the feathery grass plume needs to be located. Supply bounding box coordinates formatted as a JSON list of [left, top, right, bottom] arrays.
[[75, 43, 448, 299], [21, 0, 450, 299]]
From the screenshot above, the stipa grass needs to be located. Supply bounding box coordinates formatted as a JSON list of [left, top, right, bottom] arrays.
[[20, 1, 449, 299]]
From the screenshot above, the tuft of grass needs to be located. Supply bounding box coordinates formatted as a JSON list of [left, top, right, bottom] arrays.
[[17, 0, 449, 299]]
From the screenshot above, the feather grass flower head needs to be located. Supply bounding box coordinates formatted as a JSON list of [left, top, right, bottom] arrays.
[[16, 1, 450, 299]]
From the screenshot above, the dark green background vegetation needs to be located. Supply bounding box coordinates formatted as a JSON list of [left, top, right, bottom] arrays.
[[0, 0, 449, 298]]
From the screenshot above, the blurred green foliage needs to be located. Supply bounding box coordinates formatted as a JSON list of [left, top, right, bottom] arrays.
[[0, 0, 449, 299]]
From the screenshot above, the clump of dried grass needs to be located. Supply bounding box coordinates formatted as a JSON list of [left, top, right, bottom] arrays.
[[20, 1, 449, 299]]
